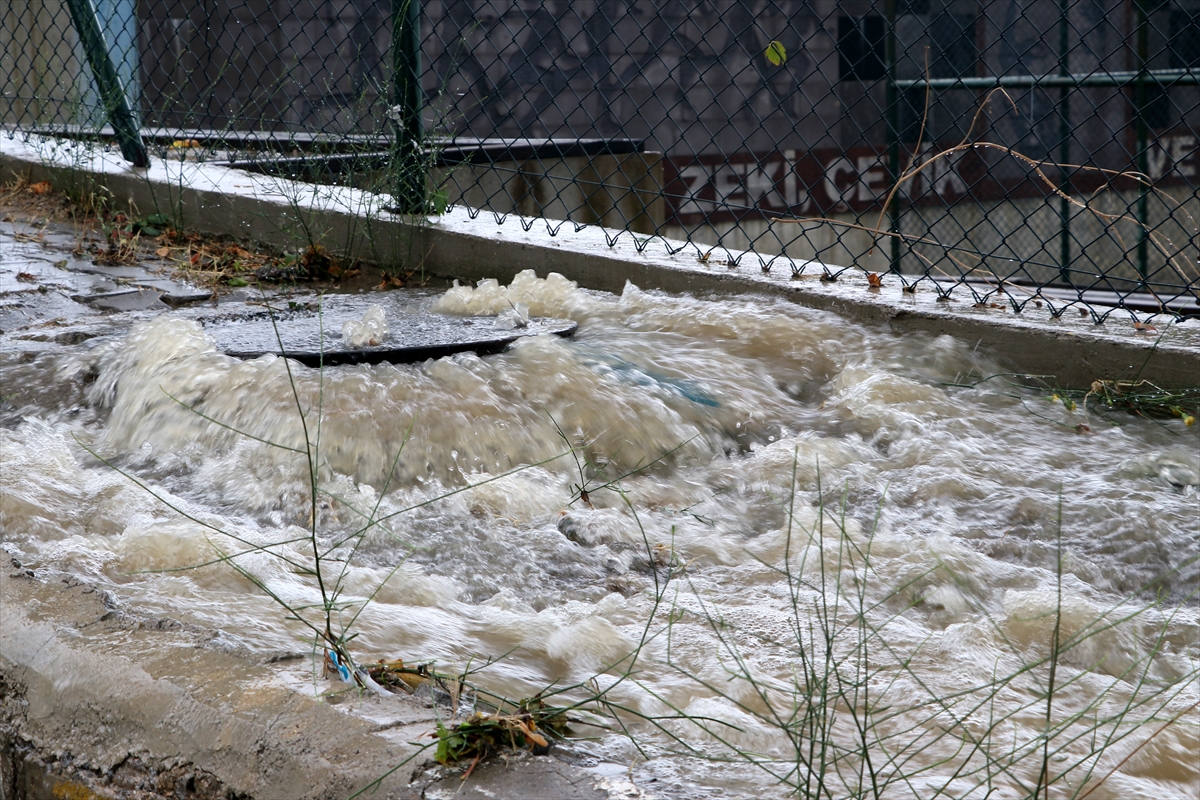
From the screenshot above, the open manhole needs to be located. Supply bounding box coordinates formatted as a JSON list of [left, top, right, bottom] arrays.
[[204, 295, 576, 367]]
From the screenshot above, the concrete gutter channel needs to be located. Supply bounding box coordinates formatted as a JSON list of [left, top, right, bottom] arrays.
[[1, 137, 1197, 800]]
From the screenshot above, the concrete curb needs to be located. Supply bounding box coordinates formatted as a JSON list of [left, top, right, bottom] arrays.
[[0, 561, 425, 799], [0, 560, 615, 800], [2, 135, 1197, 387]]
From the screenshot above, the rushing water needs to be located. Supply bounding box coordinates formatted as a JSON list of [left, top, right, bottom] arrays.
[[2, 270, 1197, 798]]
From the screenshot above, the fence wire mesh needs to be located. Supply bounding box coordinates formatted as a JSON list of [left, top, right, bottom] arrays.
[[3, 0, 1198, 318]]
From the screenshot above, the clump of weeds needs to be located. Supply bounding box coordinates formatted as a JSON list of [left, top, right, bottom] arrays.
[[90, 211, 171, 266], [432, 696, 576, 777], [1079, 378, 1199, 425], [252, 243, 359, 284], [949, 372, 1200, 431]]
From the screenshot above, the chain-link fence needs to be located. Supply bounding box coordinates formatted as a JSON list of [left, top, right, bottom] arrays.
[[3, 0, 1198, 317]]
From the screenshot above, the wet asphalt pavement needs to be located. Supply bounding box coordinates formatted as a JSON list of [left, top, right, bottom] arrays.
[[0, 215, 211, 347]]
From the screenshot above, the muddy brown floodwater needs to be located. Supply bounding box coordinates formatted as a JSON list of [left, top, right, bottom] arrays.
[[2, 248, 1198, 798]]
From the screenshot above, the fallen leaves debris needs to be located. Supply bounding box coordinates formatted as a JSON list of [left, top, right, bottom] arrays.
[[433, 697, 572, 768], [1083, 380, 1199, 424], [366, 658, 456, 696], [324, 654, 581, 770], [2, 177, 365, 289]]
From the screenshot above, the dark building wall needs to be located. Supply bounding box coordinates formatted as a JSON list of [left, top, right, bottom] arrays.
[[139, 0, 392, 132], [138, 0, 1197, 156], [131, 0, 1198, 221]]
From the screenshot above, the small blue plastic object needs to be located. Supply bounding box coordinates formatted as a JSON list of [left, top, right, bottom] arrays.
[[327, 649, 353, 683]]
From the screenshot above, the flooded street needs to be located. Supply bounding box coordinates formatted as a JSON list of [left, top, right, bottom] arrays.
[[2, 261, 1198, 798]]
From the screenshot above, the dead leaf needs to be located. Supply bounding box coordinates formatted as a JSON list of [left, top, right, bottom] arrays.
[[15, 272, 36, 282], [27, 181, 52, 195], [1133, 321, 1157, 333], [866, 272, 883, 288], [514, 720, 548, 748], [155, 246, 170, 258]]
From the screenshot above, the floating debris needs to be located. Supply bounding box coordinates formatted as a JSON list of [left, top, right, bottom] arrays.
[[1082, 379, 1199, 424], [433, 697, 572, 768]]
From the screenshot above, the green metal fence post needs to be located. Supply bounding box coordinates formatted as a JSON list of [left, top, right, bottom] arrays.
[[391, 0, 425, 214], [63, 0, 148, 167], [95, 0, 139, 121], [1057, 0, 1071, 285]]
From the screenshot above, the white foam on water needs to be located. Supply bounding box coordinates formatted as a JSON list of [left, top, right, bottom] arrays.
[[3, 271, 1197, 798]]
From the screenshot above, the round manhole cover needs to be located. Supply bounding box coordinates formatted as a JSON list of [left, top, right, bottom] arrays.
[[205, 296, 576, 366]]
